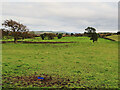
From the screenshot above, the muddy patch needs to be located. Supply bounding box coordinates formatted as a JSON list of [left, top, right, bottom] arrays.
[[2, 73, 82, 88]]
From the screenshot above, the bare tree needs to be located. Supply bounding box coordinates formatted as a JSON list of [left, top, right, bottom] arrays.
[[2, 19, 29, 43]]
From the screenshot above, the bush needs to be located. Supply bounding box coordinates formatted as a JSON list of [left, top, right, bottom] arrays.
[[40, 34, 46, 40], [40, 33, 56, 40], [74, 33, 83, 37], [71, 33, 74, 36], [57, 33, 63, 39], [47, 33, 56, 40]]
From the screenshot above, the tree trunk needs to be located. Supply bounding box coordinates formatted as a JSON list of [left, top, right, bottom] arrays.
[[14, 38, 17, 43]]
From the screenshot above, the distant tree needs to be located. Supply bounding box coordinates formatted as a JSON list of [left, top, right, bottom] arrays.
[[56, 33, 58, 36], [90, 33, 98, 43], [2, 19, 29, 43], [74, 33, 83, 37], [46, 33, 56, 40], [57, 33, 63, 39], [85, 27, 96, 33], [29, 31, 35, 35], [66, 33, 69, 35], [117, 31, 120, 35], [40, 33, 56, 40], [1, 29, 9, 38], [71, 33, 74, 36], [22, 32, 29, 39], [44, 33, 47, 37], [85, 27, 98, 43], [85, 27, 96, 37], [40, 33, 46, 40]]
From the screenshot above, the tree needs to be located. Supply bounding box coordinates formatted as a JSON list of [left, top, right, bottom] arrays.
[[85, 27, 98, 43], [2, 19, 29, 43], [66, 33, 69, 35], [117, 31, 120, 35], [1, 29, 9, 38], [85, 27, 96, 37], [46, 33, 56, 40], [90, 33, 98, 43], [56, 33, 58, 36], [71, 33, 74, 36], [22, 32, 29, 39], [57, 33, 63, 39], [85, 27, 96, 33], [40, 34, 46, 40]]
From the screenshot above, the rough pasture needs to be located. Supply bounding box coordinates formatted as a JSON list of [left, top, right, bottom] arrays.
[[2, 37, 118, 88]]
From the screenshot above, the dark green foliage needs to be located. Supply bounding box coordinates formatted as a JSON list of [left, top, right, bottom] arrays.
[[46, 33, 56, 40], [85, 27, 96, 33], [66, 33, 69, 35], [74, 33, 83, 37], [57, 33, 63, 39], [40, 33, 56, 40], [85, 27, 98, 43], [48, 35, 53, 40], [56, 33, 58, 35], [90, 33, 98, 43], [40, 34, 46, 40], [71, 33, 74, 36], [117, 31, 120, 35], [85, 27, 96, 37]]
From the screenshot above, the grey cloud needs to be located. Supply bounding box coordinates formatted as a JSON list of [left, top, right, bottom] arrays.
[[1, 2, 118, 33]]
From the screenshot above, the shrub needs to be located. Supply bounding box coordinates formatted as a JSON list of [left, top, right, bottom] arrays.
[[74, 33, 83, 37], [40, 34, 46, 40], [46, 33, 56, 40], [57, 33, 63, 39], [71, 33, 74, 36]]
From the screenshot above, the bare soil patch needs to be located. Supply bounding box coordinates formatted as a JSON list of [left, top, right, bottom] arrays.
[[2, 73, 82, 88]]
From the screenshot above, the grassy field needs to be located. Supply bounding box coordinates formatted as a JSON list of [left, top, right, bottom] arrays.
[[1, 36, 85, 42], [2, 37, 118, 88], [106, 35, 120, 41]]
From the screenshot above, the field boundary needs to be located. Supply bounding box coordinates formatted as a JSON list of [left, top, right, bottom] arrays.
[[1, 41, 75, 44], [102, 37, 116, 41]]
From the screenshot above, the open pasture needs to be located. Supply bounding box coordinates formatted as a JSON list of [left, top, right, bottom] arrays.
[[106, 35, 120, 41], [2, 37, 118, 88]]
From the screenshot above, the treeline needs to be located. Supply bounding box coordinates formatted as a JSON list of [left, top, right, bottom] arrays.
[[62, 32, 118, 38], [97, 32, 119, 38], [1, 29, 63, 40], [1, 29, 35, 39], [2, 29, 118, 39], [1, 19, 119, 43]]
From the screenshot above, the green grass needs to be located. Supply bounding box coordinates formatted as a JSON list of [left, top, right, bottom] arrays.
[[1, 36, 115, 43], [2, 36, 89, 42], [2, 37, 118, 88], [106, 35, 120, 41]]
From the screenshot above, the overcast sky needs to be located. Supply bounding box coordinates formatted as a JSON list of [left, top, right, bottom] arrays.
[[1, 2, 118, 33]]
